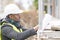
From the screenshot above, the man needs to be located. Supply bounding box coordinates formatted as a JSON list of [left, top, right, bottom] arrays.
[[1, 4, 39, 40]]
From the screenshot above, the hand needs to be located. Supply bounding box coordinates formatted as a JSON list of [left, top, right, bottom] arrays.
[[33, 25, 39, 31]]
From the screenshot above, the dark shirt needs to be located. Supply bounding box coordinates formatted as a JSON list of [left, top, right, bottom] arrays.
[[1, 17, 36, 40]]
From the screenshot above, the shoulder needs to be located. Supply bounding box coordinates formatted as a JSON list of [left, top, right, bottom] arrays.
[[1, 24, 13, 30]]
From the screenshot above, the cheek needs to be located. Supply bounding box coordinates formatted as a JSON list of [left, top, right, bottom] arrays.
[[14, 16, 20, 21]]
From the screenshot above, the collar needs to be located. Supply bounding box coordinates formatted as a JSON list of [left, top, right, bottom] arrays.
[[5, 17, 21, 28]]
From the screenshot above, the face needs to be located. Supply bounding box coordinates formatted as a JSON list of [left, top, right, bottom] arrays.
[[9, 14, 20, 21]]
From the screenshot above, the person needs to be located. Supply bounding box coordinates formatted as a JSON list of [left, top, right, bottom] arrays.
[[1, 4, 39, 40]]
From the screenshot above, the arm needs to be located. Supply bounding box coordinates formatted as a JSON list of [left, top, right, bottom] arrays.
[[2, 25, 36, 40], [20, 25, 27, 31]]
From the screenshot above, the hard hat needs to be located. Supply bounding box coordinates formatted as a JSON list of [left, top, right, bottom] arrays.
[[0, 4, 23, 19], [4, 4, 23, 14]]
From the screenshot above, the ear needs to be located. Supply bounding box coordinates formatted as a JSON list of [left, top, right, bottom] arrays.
[[9, 15, 14, 19]]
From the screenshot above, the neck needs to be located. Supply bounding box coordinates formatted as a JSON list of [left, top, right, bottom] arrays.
[[5, 17, 21, 28]]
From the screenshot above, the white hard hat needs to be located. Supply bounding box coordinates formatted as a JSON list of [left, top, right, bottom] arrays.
[[1, 4, 23, 18], [4, 4, 23, 14]]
